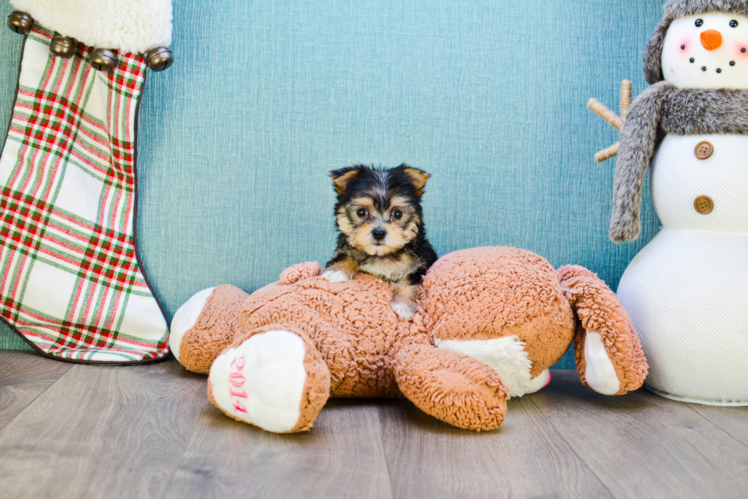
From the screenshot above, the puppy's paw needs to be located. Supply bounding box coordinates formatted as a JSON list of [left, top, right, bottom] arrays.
[[322, 269, 353, 283], [391, 299, 416, 321]]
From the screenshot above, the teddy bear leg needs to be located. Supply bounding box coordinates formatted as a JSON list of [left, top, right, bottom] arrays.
[[208, 324, 331, 433], [558, 265, 648, 395], [393, 344, 508, 431], [435, 335, 552, 398], [170, 285, 249, 374], [170, 287, 215, 362]]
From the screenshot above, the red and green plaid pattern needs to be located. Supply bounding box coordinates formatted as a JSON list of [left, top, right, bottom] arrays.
[[0, 27, 168, 363]]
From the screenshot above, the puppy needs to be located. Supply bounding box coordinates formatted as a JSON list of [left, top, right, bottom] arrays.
[[322, 165, 438, 321]]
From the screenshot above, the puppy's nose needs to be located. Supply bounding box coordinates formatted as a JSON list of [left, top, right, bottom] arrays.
[[701, 29, 723, 51], [372, 228, 387, 241]]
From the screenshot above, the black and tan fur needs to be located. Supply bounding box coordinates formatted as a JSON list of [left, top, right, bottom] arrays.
[[322, 165, 438, 320]]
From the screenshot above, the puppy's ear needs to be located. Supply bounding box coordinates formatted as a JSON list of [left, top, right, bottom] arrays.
[[331, 167, 362, 195], [402, 167, 430, 197]]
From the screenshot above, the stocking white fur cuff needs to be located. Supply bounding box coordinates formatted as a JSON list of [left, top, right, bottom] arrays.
[[10, 0, 172, 53]]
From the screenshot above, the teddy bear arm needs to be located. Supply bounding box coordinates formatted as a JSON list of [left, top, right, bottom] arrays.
[[279, 262, 322, 285], [392, 343, 508, 431], [559, 265, 648, 395]]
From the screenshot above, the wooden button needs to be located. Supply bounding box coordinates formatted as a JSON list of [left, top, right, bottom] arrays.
[[694, 141, 714, 160], [694, 196, 714, 215]]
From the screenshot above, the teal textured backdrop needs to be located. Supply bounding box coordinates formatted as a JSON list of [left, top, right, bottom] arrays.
[[0, 0, 664, 368]]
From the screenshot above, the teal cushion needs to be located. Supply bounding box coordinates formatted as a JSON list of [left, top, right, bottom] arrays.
[[0, 0, 664, 368]]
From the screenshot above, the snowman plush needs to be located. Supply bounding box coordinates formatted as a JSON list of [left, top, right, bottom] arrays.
[[607, 0, 748, 405]]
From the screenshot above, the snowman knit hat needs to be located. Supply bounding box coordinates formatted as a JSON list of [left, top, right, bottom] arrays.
[[644, 0, 748, 84]]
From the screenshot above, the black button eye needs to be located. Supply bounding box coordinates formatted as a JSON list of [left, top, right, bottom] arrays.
[[392, 209, 403, 220], [731, 20, 739, 28], [356, 209, 368, 218], [695, 19, 704, 27]]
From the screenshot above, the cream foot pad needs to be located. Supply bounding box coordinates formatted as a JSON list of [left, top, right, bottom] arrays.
[[209, 330, 309, 433]]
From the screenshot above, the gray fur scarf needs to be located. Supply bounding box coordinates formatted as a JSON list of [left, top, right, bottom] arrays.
[[610, 83, 748, 242]]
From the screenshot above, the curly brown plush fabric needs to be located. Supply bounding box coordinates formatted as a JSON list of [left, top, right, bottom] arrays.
[[279, 262, 321, 285], [240, 273, 430, 398], [558, 265, 648, 395], [208, 323, 332, 433], [176, 247, 648, 433], [393, 344, 508, 431], [422, 247, 575, 378], [179, 285, 249, 374]]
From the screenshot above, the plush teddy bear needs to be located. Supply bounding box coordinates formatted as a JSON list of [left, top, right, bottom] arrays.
[[169, 247, 647, 433]]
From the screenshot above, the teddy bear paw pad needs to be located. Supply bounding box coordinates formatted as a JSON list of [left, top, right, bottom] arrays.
[[209, 330, 308, 433], [584, 331, 621, 395]]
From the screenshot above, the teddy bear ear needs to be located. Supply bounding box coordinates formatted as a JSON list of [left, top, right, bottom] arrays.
[[401, 167, 430, 197], [330, 167, 363, 195]]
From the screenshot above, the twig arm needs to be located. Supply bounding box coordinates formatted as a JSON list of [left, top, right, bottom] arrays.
[[595, 142, 620, 163], [620, 80, 632, 120], [588, 99, 623, 131]]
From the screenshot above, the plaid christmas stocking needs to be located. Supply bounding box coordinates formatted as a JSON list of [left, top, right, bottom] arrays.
[[0, 25, 170, 363]]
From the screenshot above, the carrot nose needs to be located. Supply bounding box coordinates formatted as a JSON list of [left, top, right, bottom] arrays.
[[701, 29, 723, 50]]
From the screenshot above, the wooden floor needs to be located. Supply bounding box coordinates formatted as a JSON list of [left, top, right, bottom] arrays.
[[0, 351, 746, 499]]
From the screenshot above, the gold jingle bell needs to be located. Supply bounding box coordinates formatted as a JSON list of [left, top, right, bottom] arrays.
[[50, 35, 76, 58], [7, 11, 33, 35], [144, 47, 174, 72], [90, 48, 118, 72]]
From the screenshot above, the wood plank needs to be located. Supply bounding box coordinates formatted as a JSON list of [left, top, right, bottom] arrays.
[[686, 403, 748, 449], [379, 392, 612, 498], [0, 359, 207, 498], [165, 399, 393, 499], [0, 351, 71, 431], [529, 370, 748, 499]]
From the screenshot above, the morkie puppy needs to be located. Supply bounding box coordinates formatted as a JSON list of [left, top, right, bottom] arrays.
[[322, 165, 438, 321]]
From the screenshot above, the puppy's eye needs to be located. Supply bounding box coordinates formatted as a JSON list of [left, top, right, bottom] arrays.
[[695, 19, 704, 27], [356, 208, 368, 218], [730, 20, 739, 28], [392, 210, 403, 220]]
